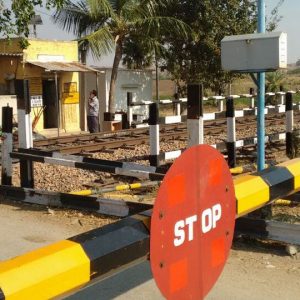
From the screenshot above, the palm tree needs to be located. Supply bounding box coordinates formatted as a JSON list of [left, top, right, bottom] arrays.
[[266, 71, 285, 105], [54, 0, 189, 114], [266, 71, 285, 92]]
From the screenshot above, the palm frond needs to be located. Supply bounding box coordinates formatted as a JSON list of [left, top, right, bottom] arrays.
[[81, 25, 115, 58], [53, 0, 108, 37], [106, 0, 129, 13], [135, 16, 191, 40], [120, 1, 148, 22], [88, 0, 116, 20]]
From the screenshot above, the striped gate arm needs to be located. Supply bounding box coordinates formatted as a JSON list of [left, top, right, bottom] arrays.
[[1, 159, 300, 299], [235, 158, 300, 217], [0, 213, 151, 300]]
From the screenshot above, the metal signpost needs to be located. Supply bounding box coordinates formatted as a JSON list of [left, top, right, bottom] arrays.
[[221, 1, 287, 172], [257, 0, 266, 171]]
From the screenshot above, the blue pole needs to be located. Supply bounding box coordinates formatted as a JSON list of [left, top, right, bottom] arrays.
[[257, 0, 266, 171]]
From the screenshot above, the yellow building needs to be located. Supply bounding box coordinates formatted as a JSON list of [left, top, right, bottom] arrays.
[[0, 38, 96, 133]]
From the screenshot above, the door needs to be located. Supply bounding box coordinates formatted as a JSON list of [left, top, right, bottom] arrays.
[[42, 80, 58, 128]]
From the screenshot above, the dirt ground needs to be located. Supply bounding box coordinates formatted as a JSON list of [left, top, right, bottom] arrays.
[[0, 199, 117, 261], [0, 200, 300, 300]]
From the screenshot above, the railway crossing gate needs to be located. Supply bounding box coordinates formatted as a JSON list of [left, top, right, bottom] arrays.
[[1, 145, 300, 299]]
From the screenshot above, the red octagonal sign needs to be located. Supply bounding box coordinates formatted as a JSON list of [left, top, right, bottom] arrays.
[[151, 145, 236, 299]]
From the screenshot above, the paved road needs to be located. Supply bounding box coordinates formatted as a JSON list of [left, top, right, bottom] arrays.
[[1, 202, 300, 300], [66, 258, 300, 300]]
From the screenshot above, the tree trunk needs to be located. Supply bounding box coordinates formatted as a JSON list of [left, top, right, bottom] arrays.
[[108, 39, 123, 114]]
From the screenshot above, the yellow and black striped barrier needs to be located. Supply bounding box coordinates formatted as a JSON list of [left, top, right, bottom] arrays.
[[69, 181, 161, 196], [235, 158, 300, 217], [230, 163, 270, 175], [1, 158, 300, 299], [0, 214, 150, 300]]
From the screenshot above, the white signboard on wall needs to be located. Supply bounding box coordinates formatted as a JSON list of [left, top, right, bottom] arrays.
[[37, 55, 65, 62], [31, 95, 43, 107]]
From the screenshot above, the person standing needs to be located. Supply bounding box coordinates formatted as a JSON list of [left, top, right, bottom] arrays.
[[87, 90, 99, 133]]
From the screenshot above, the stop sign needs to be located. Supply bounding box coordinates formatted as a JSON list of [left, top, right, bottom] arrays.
[[151, 145, 236, 299]]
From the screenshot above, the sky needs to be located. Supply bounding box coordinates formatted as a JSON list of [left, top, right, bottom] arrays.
[[265, 0, 300, 63], [1, 0, 299, 65]]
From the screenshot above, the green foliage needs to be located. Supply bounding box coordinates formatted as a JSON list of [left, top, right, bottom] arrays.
[[160, 0, 257, 95], [121, 0, 285, 96], [265, 71, 285, 105], [122, 34, 154, 69], [0, 0, 65, 37], [266, 71, 285, 92], [55, 0, 190, 113]]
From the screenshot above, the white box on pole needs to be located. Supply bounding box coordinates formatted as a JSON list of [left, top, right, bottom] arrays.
[[221, 32, 287, 72]]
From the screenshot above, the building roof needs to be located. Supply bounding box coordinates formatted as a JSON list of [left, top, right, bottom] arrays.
[[27, 61, 98, 72], [93, 66, 154, 72]]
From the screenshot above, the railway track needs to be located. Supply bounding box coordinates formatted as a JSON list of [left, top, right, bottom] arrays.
[[31, 112, 299, 155]]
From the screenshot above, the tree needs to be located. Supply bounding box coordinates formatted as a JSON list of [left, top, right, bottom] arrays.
[[122, 0, 285, 96], [159, 0, 257, 95], [266, 0, 285, 32], [0, 0, 65, 40], [54, 0, 189, 114]]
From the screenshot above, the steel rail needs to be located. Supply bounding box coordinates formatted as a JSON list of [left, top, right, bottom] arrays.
[[31, 113, 299, 155]]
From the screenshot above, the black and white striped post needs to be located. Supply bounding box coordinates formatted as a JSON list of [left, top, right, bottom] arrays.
[[187, 84, 204, 147], [15, 80, 34, 188], [1, 106, 13, 185], [278, 85, 285, 105], [149, 102, 160, 166], [286, 92, 294, 157], [174, 86, 181, 116], [127, 92, 133, 128], [250, 88, 255, 108], [218, 89, 224, 112], [226, 96, 236, 168]]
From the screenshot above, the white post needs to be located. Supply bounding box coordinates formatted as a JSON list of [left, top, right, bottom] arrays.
[[250, 88, 255, 108], [18, 110, 33, 148], [16, 80, 34, 188], [187, 118, 204, 147], [127, 92, 134, 127], [176, 102, 181, 116], [218, 99, 224, 112], [187, 84, 204, 147]]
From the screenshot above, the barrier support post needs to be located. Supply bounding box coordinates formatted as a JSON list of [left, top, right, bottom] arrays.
[[1, 106, 13, 186], [226, 96, 236, 168], [187, 84, 204, 147], [127, 92, 133, 128], [218, 99, 224, 112], [16, 80, 34, 188], [149, 103, 160, 166], [286, 92, 294, 157], [121, 113, 129, 129], [174, 89, 181, 116], [250, 88, 255, 108], [280, 85, 285, 105], [218, 89, 224, 112]]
